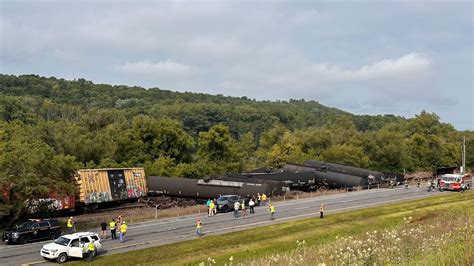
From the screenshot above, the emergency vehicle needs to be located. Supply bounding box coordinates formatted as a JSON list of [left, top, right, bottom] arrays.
[[439, 173, 472, 192]]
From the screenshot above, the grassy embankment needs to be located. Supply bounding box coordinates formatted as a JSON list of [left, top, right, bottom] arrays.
[[73, 191, 473, 265]]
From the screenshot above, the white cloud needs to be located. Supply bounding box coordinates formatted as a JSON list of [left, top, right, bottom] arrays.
[[351, 53, 432, 80], [297, 53, 432, 82], [116, 60, 193, 76]]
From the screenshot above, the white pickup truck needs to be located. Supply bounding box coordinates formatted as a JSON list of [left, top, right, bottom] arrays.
[[40, 232, 101, 263]]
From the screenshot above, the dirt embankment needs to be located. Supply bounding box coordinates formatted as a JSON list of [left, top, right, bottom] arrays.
[[404, 171, 434, 181]]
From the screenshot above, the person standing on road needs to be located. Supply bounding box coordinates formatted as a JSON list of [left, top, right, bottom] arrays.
[[234, 201, 241, 218], [241, 200, 247, 218], [206, 199, 212, 216], [195, 218, 203, 237], [320, 204, 324, 219], [67, 216, 75, 234], [268, 204, 275, 220], [249, 198, 255, 214], [100, 219, 107, 239], [209, 200, 215, 217], [120, 221, 128, 243], [117, 214, 123, 225], [213, 198, 217, 216], [87, 241, 96, 261], [261, 193, 267, 206], [257, 193, 261, 206], [109, 219, 117, 240]]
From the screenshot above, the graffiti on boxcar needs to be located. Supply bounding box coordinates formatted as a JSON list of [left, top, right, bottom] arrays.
[[127, 171, 146, 198], [87, 192, 110, 203], [88, 173, 96, 183], [27, 198, 64, 213]]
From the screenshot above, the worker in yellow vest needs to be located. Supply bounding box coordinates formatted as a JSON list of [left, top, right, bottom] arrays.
[[261, 193, 267, 206], [268, 204, 275, 220], [209, 201, 215, 217], [195, 218, 203, 237], [320, 203, 324, 219], [67, 216, 75, 234], [119, 221, 128, 243], [87, 241, 96, 261], [109, 219, 117, 240]]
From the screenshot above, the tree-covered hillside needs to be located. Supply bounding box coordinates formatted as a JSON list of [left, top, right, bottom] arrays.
[[1, 74, 473, 219]]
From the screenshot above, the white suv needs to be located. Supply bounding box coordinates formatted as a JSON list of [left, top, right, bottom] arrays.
[[40, 232, 101, 263]]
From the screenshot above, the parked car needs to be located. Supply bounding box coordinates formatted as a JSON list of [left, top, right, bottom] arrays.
[[40, 232, 101, 263], [2, 219, 61, 244], [217, 195, 248, 212]]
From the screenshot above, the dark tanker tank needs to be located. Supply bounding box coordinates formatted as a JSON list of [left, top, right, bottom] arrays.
[[304, 159, 385, 182], [218, 161, 390, 190], [147, 176, 288, 200], [216, 164, 318, 191], [282, 163, 373, 189]]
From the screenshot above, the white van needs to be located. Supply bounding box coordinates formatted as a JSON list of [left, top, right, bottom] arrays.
[[40, 232, 101, 263]]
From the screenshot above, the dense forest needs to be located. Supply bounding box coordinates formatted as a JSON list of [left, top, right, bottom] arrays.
[[1, 74, 473, 219]]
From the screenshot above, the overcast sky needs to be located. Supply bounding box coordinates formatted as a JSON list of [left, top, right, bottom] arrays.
[[1, 1, 472, 130]]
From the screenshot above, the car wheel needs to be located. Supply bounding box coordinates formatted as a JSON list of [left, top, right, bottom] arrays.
[[222, 205, 228, 213], [20, 236, 28, 244], [49, 232, 55, 240], [56, 253, 68, 264]]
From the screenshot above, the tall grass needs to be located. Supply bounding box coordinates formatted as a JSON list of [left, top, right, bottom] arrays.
[[242, 207, 472, 265]]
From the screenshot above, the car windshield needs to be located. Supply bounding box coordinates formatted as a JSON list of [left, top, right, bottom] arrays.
[[54, 236, 70, 246], [217, 197, 228, 202]]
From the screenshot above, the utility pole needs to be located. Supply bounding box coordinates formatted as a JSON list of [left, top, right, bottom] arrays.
[[462, 136, 466, 174]]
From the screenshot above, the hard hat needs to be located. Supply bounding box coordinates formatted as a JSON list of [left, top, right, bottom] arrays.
[[70, 216, 73, 219], [123, 221, 126, 224]]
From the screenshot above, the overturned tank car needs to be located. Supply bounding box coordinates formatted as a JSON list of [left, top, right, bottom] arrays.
[[218, 160, 396, 190]]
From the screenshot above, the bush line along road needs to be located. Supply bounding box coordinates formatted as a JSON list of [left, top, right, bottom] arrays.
[[1, 187, 468, 265]]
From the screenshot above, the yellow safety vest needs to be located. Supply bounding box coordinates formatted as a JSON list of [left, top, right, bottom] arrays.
[[241, 203, 245, 210], [120, 224, 127, 233], [270, 206, 275, 213], [88, 242, 95, 251], [109, 221, 116, 230], [67, 219, 73, 228], [209, 202, 215, 209], [196, 222, 202, 228], [262, 194, 267, 201]]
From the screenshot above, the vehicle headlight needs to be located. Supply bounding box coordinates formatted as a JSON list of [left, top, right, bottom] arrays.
[[50, 249, 58, 253], [12, 232, 19, 238]]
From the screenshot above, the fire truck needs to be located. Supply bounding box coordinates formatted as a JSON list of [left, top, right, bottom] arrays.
[[439, 173, 472, 192]]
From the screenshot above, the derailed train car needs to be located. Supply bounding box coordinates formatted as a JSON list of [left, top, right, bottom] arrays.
[[216, 165, 318, 191], [75, 168, 147, 206], [217, 160, 396, 190], [148, 176, 288, 199], [304, 160, 386, 181]]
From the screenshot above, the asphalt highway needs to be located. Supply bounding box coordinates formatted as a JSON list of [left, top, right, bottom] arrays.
[[0, 187, 444, 265]]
